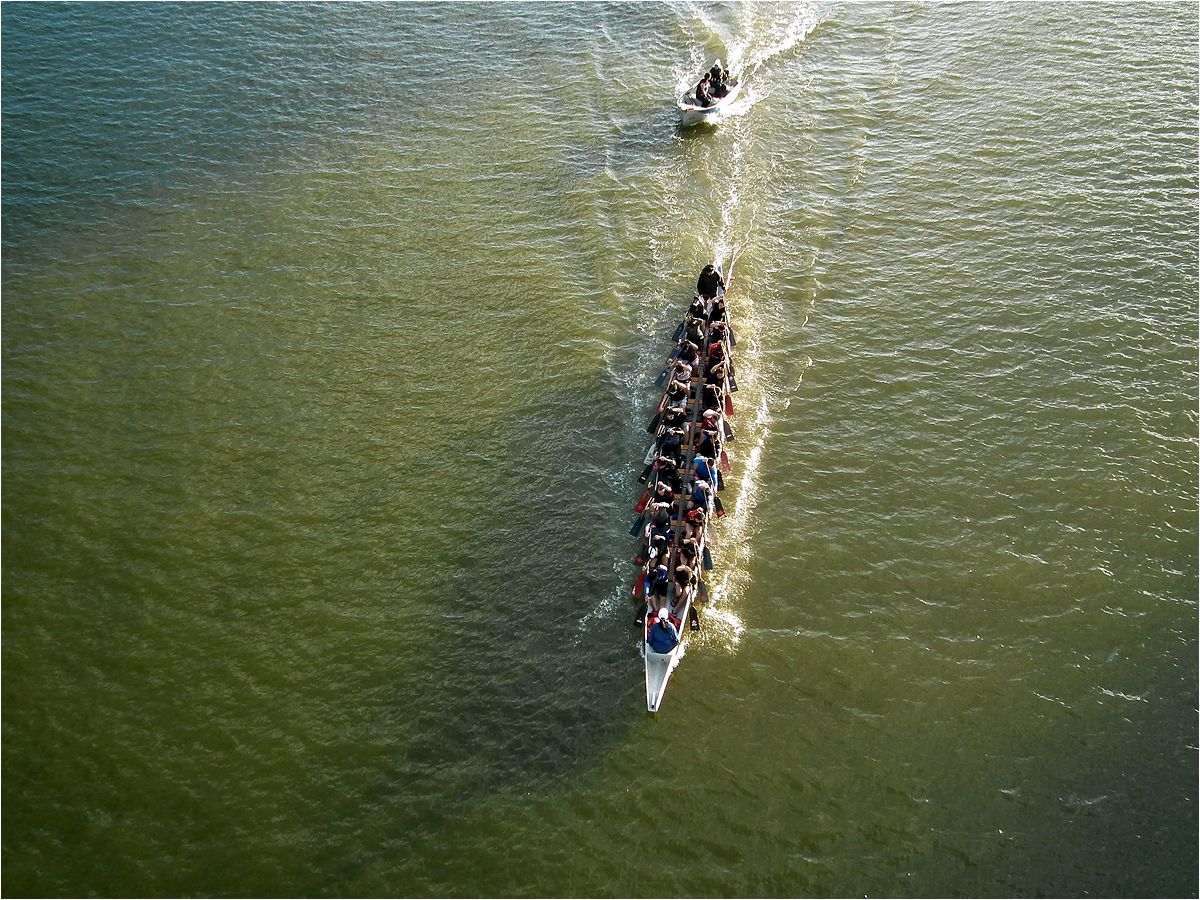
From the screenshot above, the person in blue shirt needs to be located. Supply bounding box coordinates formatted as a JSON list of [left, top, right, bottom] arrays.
[[648, 563, 671, 601], [647, 607, 680, 653], [694, 455, 714, 484]]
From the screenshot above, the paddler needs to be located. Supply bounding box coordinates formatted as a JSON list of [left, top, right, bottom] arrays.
[[647, 607, 680, 652], [648, 563, 671, 602], [702, 381, 723, 411], [663, 402, 688, 430], [648, 499, 672, 527], [678, 339, 701, 370], [705, 358, 727, 388], [653, 477, 675, 504]]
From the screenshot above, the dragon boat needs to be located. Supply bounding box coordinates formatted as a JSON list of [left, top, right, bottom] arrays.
[[630, 262, 737, 712]]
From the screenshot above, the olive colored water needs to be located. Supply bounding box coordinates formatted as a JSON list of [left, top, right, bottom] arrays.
[[3, 3, 1196, 897]]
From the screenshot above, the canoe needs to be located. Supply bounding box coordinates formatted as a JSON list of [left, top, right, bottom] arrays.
[[638, 265, 732, 712]]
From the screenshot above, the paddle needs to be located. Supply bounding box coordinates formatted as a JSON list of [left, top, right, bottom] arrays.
[[645, 412, 660, 434], [634, 490, 649, 514], [703, 546, 714, 570], [688, 604, 700, 632], [698, 578, 710, 605], [719, 448, 730, 473], [655, 344, 683, 387], [628, 514, 645, 536], [637, 461, 654, 483], [724, 392, 734, 417], [715, 470, 725, 492], [714, 496, 726, 517], [632, 570, 646, 599], [723, 419, 734, 440]]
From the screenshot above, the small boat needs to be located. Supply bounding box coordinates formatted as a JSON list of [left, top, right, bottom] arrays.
[[678, 60, 742, 126], [635, 264, 733, 712]]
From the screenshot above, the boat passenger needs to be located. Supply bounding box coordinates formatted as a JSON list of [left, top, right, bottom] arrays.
[[679, 537, 700, 567], [696, 430, 717, 460], [649, 520, 673, 548], [694, 454, 715, 484], [678, 340, 701, 369], [647, 607, 681, 652], [653, 479, 675, 503], [702, 382, 723, 410], [708, 295, 727, 323], [675, 563, 696, 596], [688, 295, 707, 319], [647, 534, 670, 569], [696, 265, 725, 299], [695, 73, 715, 107], [684, 506, 707, 540], [648, 499, 672, 527], [706, 360, 727, 389], [661, 427, 685, 458], [690, 479, 712, 511], [648, 563, 671, 600], [656, 457, 683, 490], [708, 64, 730, 100]]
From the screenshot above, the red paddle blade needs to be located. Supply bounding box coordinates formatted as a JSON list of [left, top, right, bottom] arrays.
[[634, 490, 649, 514], [719, 449, 731, 473], [724, 393, 734, 416], [633, 573, 646, 599]]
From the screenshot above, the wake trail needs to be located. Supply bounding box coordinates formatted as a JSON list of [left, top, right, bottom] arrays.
[[588, 4, 826, 642], [672, 3, 825, 124], [735, 5, 824, 81]]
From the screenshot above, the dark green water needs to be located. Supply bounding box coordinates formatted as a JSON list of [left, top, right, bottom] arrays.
[[3, 3, 1196, 897]]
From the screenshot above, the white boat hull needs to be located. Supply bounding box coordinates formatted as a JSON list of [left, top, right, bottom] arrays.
[[678, 80, 742, 126], [644, 597, 692, 713]]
